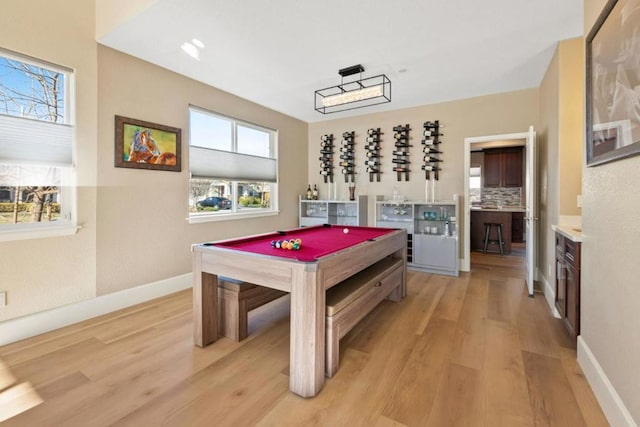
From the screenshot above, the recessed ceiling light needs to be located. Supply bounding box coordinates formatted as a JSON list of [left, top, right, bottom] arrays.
[[181, 42, 200, 60], [192, 38, 205, 49]]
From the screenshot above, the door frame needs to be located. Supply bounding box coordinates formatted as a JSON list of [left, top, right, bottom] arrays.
[[462, 130, 536, 280]]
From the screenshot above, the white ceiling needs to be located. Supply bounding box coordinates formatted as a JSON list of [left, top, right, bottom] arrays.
[[98, 0, 584, 123]]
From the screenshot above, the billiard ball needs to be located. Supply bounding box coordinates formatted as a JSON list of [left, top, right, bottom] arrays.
[[275, 240, 282, 249], [270, 240, 276, 248], [343, 228, 349, 234]]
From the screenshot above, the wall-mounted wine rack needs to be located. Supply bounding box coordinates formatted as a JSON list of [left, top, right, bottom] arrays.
[[392, 124, 411, 181], [340, 131, 356, 183], [320, 133, 334, 183], [421, 120, 443, 180], [365, 128, 382, 182]]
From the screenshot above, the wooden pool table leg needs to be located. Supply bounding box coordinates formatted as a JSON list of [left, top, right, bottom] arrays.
[[193, 253, 218, 347], [289, 267, 326, 398]]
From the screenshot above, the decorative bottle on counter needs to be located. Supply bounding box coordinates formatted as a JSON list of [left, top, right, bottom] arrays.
[[312, 185, 318, 200], [306, 185, 313, 200], [444, 221, 450, 236]]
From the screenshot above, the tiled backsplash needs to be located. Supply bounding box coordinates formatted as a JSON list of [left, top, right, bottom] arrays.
[[471, 187, 522, 206]]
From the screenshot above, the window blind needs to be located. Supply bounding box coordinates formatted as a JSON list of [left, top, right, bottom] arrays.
[[189, 146, 277, 182], [0, 114, 73, 167]]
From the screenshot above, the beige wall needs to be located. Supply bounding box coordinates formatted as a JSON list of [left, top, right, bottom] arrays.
[[0, 0, 98, 321], [537, 38, 584, 289], [308, 89, 539, 237], [96, 46, 307, 295], [558, 38, 584, 216], [582, 0, 640, 422], [538, 45, 560, 286]]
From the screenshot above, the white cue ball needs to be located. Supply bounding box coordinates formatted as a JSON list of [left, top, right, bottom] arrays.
[[343, 228, 349, 234]]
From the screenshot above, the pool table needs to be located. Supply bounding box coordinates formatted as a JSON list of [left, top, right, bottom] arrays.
[[192, 224, 407, 397]]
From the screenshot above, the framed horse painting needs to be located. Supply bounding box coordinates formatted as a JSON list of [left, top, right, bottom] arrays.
[[114, 115, 182, 172]]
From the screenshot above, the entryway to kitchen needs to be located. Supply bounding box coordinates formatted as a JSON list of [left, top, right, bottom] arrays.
[[463, 127, 538, 296]]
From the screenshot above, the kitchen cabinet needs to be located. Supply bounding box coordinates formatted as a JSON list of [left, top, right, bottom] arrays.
[[555, 232, 581, 340], [512, 212, 524, 242], [482, 147, 523, 187], [470, 210, 513, 254], [299, 195, 367, 227]]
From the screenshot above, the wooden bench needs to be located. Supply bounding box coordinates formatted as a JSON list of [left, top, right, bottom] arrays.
[[217, 277, 287, 341], [325, 256, 404, 378]]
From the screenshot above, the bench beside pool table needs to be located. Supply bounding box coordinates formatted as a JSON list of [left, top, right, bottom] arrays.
[[192, 224, 407, 398]]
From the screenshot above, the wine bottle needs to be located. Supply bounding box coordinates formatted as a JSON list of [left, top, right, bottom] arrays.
[[394, 143, 412, 148], [423, 130, 443, 137], [320, 170, 333, 176], [393, 167, 409, 172], [423, 147, 442, 154], [423, 157, 443, 162], [392, 151, 408, 156], [342, 131, 354, 138], [392, 159, 410, 164], [320, 149, 333, 155], [366, 144, 381, 150], [422, 139, 441, 145], [339, 161, 354, 167], [320, 141, 334, 148], [366, 167, 380, 173], [367, 128, 381, 136], [312, 185, 318, 200], [364, 160, 380, 166], [421, 165, 440, 171], [394, 136, 409, 142], [321, 134, 333, 142], [339, 154, 354, 160], [393, 125, 410, 132], [365, 136, 380, 143], [306, 185, 312, 200], [423, 121, 439, 128], [366, 151, 381, 158]]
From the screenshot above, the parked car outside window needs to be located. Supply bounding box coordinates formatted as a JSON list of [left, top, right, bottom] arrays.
[[197, 196, 232, 209]]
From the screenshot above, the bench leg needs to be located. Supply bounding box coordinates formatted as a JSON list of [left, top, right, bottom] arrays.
[[386, 284, 402, 302], [218, 289, 249, 341], [325, 318, 340, 378]]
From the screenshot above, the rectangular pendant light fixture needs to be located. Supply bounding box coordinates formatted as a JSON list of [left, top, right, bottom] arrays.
[[315, 64, 391, 114]]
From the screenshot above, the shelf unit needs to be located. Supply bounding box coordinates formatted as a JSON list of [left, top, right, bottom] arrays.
[[375, 197, 459, 276], [299, 195, 368, 227]]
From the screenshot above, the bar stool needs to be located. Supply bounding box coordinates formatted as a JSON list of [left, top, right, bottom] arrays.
[[483, 222, 505, 255]]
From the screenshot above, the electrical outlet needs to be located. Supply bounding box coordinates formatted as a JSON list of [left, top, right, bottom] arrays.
[[0, 291, 6, 307]]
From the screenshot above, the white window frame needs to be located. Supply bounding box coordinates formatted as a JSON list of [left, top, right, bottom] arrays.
[[188, 106, 279, 223], [0, 48, 78, 241]]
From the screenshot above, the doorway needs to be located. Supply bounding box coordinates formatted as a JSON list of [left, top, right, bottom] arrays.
[[463, 127, 537, 296]]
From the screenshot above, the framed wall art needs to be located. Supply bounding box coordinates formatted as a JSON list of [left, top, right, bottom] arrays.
[[586, 0, 640, 166], [114, 115, 182, 172]]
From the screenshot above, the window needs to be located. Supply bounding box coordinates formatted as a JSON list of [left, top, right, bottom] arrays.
[[0, 49, 76, 240], [188, 107, 278, 221]]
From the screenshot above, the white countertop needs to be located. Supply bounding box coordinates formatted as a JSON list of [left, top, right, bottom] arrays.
[[552, 224, 583, 242], [470, 206, 526, 213]]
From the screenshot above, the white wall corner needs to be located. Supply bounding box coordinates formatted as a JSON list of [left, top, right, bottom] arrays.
[[577, 337, 638, 427], [0, 273, 192, 347]]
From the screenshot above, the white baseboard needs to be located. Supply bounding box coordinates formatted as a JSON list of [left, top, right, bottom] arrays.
[[577, 336, 638, 427], [537, 268, 560, 318], [0, 273, 192, 347]]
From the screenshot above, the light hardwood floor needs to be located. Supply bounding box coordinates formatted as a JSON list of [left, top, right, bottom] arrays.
[[0, 252, 609, 426]]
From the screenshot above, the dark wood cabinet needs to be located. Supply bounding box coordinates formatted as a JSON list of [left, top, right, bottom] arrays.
[[511, 212, 524, 242], [482, 147, 523, 188], [470, 210, 513, 254], [555, 232, 581, 340]]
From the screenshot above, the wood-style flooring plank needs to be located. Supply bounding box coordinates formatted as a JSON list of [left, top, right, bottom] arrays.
[[425, 362, 484, 427], [522, 350, 587, 427]]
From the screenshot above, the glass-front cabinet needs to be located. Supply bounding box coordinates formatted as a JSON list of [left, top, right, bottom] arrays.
[[375, 196, 459, 276], [299, 195, 367, 227]]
